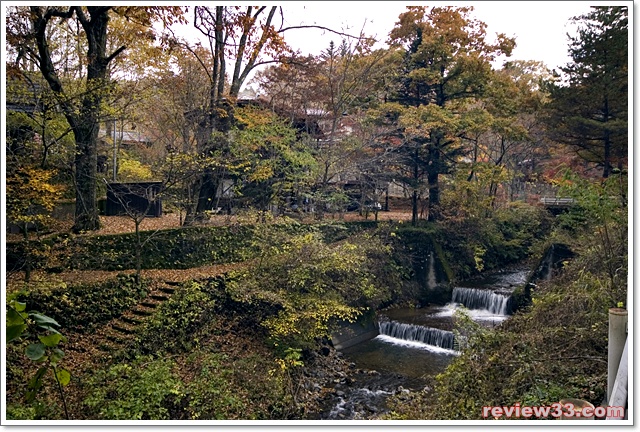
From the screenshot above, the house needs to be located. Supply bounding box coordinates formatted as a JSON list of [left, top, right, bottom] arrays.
[[99, 122, 153, 147]]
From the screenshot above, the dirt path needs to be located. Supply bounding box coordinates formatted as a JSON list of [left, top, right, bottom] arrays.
[[6, 262, 251, 296], [7, 210, 413, 243]]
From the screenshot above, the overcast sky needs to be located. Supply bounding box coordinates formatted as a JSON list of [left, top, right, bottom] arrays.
[[276, 1, 604, 70]]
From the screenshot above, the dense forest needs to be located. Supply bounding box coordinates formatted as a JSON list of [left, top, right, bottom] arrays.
[[4, 5, 628, 422]]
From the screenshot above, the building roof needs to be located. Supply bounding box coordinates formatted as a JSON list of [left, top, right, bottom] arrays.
[[6, 72, 47, 114], [99, 129, 152, 145]]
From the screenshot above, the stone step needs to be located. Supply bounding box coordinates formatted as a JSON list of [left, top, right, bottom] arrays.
[[141, 301, 158, 309], [105, 334, 124, 344], [150, 293, 170, 301], [132, 308, 154, 317], [159, 286, 176, 294], [112, 323, 136, 335], [121, 315, 143, 325], [165, 281, 182, 287]]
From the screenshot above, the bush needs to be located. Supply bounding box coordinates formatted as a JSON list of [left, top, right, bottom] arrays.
[[182, 351, 294, 420], [386, 222, 625, 420], [182, 352, 243, 420], [18, 274, 147, 332], [225, 230, 400, 350], [83, 356, 184, 420], [82, 349, 295, 420], [136, 280, 219, 353], [6, 220, 381, 273], [6, 401, 59, 420]]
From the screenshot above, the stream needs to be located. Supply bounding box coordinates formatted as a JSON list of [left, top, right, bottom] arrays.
[[316, 268, 530, 420]]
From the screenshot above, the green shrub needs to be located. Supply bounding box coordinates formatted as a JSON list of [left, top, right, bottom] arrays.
[[225, 230, 399, 350], [183, 352, 243, 420], [7, 220, 381, 273], [136, 280, 218, 353], [19, 274, 147, 332], [182, 350, 294, 420], [5, 401, 60, 420], [6, 405, 38, 420], [82, 349, 295, 420], [83, 356, 183, 420]]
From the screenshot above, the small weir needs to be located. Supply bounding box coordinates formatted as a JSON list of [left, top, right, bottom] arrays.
[[319, 268, 529, 420], [378, 320, 455, 351], [451, 287, 511, 315]]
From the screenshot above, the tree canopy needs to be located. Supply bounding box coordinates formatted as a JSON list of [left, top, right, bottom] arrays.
[[382, 6, 516, 222], [545, 6, 628, 178]]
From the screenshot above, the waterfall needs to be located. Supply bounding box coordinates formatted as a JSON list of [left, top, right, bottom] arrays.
[[427, 252, 437, 290], [452, 287, 511, 315], [378, 321, 455, 350], [544, 244, 555, 280]]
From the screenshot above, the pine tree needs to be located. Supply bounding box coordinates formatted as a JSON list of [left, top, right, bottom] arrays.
[[388, 6, 514, 221], [546, 6, 628, 178]]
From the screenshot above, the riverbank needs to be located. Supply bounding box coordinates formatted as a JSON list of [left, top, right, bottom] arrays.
[[6, 204, 555, 420]]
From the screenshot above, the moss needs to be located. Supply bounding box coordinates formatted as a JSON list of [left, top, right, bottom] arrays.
[[7, 221, 380, 272], [19, 274, 147, 332], [432, 238, 455, 283], [395, 226, 456, 305]]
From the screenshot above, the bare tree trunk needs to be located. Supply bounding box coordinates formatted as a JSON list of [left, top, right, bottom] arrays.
[[30, 6, 124, 232], [135, 219, 142, 287], [22, 224, 32, 282], [427, 144, 440, 222], [73, 121, 100, 231]]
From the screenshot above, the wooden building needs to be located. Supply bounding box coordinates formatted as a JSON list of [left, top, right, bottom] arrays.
[[105, 181, 163, 217]]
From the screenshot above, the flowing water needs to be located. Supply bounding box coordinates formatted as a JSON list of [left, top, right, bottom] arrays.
[[318, 268, 529, 420]]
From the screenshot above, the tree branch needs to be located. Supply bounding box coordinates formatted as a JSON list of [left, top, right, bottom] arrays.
[[169, 35, 213, 82], [72, 6, 89, 28], [106, 45, 127, 64], [30, 7, 77, 131], [277, 24, 375, 43], [235, 6, 278, 96], [44, 6, 74, 20]]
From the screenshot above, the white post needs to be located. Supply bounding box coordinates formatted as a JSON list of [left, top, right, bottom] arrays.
[[607, 337, 628, 419], [608, 308, 628, 402]]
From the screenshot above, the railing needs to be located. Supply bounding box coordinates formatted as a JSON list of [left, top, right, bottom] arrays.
[[539, 197, 575, 207]]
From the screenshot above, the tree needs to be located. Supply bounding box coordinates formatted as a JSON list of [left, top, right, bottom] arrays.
[[386, 6, 515, 222], [6, 72, 76, 172], [306, 41, 393, 218], [129, 47, 212, 223], [545, 6, 628, 178], [230, 105, 317, 215], [255, 39, 398, 219], [6, 6, 184, 232], [171, 6, 291, 224], [368, 101, 467, 224], [6, 166, 63, 281], [103, 150, 200, 285], [466, 61, 550, 209], [171, 6, 370, 223], [104, 180, 160, 286]]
